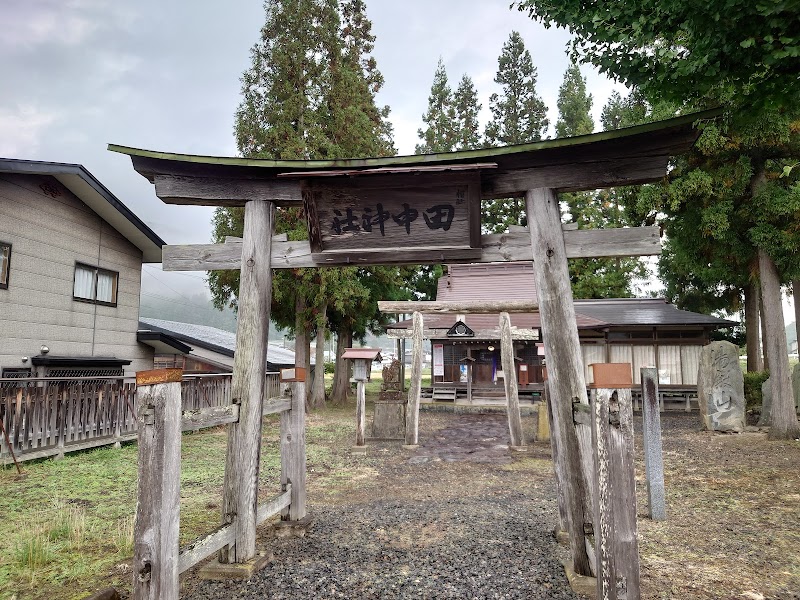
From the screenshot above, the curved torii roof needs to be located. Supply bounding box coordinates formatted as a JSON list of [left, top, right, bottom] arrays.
[[108, 108, 720, 207]]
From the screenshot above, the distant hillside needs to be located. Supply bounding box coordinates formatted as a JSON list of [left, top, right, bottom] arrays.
[[139, 293, 238, 332]]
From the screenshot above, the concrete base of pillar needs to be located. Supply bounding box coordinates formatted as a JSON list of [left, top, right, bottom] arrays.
[[562, 559, 597, 598], [198, 552, 273, 580], [274, 515, 313, 538]]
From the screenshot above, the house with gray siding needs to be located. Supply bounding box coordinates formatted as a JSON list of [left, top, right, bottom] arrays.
[[0, 158, 170, 378]]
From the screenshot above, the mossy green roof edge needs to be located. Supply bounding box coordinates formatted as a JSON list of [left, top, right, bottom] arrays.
[[108, 107, 721, 170]]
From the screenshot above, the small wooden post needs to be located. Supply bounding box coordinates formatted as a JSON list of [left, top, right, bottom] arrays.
[[500, 312, 525, 448], [355, 380, 366, 446], [221, 199, 274, 563], [280, 380, 307, 521], [526, 188, 592, 576], [133, 369, 182, 600], [641, 368, 667, 521], [537, 389, 551, 442], [591, 377, 641, 600], [405, 311, 424, 446]]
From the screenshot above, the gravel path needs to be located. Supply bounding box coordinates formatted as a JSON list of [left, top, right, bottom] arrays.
[[183, 414, 579, 600]]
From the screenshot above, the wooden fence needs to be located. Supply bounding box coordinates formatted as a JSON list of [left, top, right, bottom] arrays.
[[0, 373, 281, 465]]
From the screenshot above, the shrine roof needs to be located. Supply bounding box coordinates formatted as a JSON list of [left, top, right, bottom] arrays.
[[108, 109, 720, 183]]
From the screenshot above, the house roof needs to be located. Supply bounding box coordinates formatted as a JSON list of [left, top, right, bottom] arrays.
[[0, 158, 165, 262], [387, 299, 734, 333], [138, 318, 312, 368]]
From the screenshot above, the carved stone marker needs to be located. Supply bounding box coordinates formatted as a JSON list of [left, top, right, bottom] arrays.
[[757, 378, 772, 427], [373, 359, 406, 440], [697, 341, 745, 432]]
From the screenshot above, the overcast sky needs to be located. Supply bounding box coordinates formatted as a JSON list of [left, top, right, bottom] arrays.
[[2, 0, 794, 322]]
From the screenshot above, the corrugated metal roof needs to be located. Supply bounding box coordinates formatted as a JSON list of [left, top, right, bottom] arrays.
[[573, 298, 735, 327], [138, 318, 311, 367]]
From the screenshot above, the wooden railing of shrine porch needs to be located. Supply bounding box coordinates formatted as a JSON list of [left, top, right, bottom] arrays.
[[111, 109, 715, 599]]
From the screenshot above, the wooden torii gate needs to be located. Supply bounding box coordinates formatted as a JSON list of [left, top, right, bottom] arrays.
[[111, 109, 715, 598]]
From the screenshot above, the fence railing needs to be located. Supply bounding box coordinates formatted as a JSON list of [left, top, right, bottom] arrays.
[[0, 373, 281, 464]]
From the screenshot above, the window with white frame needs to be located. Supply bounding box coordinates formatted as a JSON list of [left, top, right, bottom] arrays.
[[0, 242, 10, 289], [73, 263, 118, 306]]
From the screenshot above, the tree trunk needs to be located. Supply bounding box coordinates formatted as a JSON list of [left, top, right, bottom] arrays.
[[759, 293, 770, 372], [309, 307, 328, 410], [794, 280, 800, 354], [744, 281, 764, 372], [331, 326, 353, 405], [294, 295, 309, 410], [759, 249, 799, 439]]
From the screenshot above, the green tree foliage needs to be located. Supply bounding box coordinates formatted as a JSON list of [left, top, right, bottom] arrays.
[[516, 0, 800, 112], [556, 68, 647, 297], [517, 0, 800, 436], [484, 31, 549, 146], [453, 74, 482, 150], [416, 58, 458, 154], [482, 31, 549, 233], [555, 62, 593, 138]]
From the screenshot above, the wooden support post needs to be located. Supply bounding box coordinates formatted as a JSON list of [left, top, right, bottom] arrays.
[[500, 312, 525, 448], [405, 311, 423, 446], [133, 369, 182, 600], [467, 362, 473, 404], [526, 187, 592, 576], [641, 368, 667, 521], [355, 380, 366, 447], [592, 387, 641, 600], [544, 381, 566, 532], [281, 381, 307, 521], [220, 199, 274, 563]]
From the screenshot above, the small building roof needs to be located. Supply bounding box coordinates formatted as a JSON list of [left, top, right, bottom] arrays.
[[0, 158, 165, 262], [138, 318, 310, 368], [341, 348, 382, 361]]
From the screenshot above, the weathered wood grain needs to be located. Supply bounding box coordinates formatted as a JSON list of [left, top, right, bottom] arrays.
[[177, 487, 291, 574], [405, 312, 424, 446], [641, 368, 666, 521], [544, 382, 566, 531], [280, 382, 307, 521], [163, 227, 661, 272], [526, 187, 592, 577], [154, 174, 302, 206], [481, 154, 669, 198], [220, 200, 274, 564], [181, 405, 239, 431], [379, 300, 539, 314], [355, 381, 366, 447], [262, 396, 292, 415], [592, 387, 641, 600], [499, 312, 525, 447], [133, 380, 182, 600]]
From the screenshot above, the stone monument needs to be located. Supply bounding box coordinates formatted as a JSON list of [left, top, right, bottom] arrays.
[[697, 341, 745, 432], [757, 377, 772, 426], [372, 359, 406, 439]]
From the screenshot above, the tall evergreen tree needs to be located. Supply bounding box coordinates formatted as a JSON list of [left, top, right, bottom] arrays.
[[555, 62, 593, 138], [416, 58, 458, 154], [211, 0, 400, 409], [482, 31, 549, 233], [453, 74, 482, 150], [484, 31, 549, 146]]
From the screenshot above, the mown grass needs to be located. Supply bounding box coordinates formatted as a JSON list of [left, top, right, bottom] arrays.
[[0, 405, 356, 600]]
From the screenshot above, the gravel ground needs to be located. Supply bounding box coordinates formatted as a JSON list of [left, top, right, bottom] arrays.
[[183, 414, 579, 600]]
